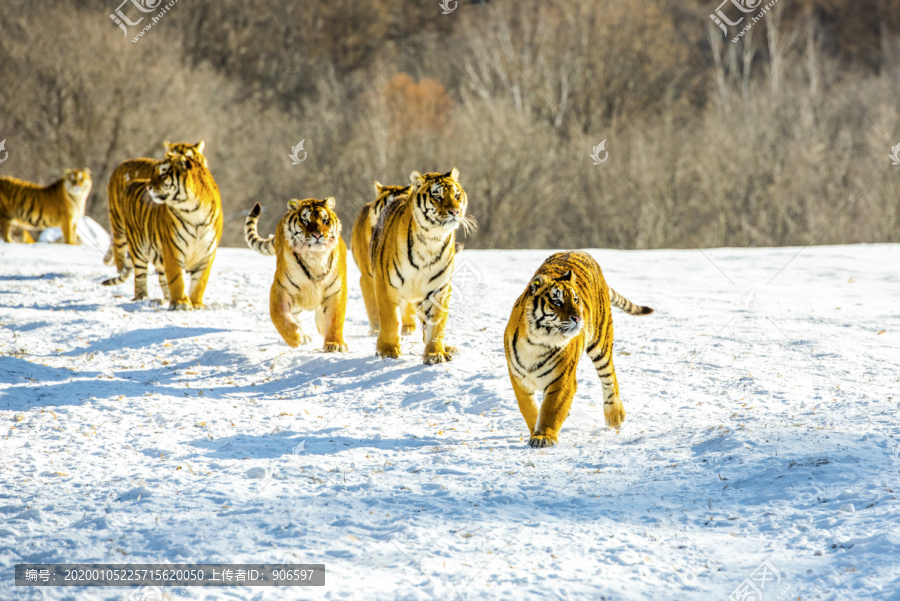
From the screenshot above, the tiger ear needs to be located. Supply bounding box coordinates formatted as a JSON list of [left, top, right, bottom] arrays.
[[448, 167, 460, 181], [529, 275, 545, 293], [84, 168, 91, 175], [558, 270, 575, 283], [163, 140, 172, 151], [287, 199, 300, 211], [409, 171, 424, 186], [324, 196, 336, 209], [374, 181, 384, 194], [195, 141, 205, 154]]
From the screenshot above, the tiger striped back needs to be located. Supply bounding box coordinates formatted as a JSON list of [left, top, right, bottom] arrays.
[[101, 153, 222, 311], [504, 251, 653, 448], [350, 181, 410, 334], [0, 169, 92, 244]]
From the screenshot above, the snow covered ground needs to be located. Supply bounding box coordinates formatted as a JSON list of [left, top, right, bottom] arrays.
[[1, 240, 899, 601]]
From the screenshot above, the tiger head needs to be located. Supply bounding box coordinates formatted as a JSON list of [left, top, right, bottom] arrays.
[[164, 140, 207, 167], [283, 197, 341, 255], [63, 168, 92, 200], [409, 168, 474, 234], [526, 270, 584, 343], [146, 154, 210, 208], [370, 181, 410, 226]]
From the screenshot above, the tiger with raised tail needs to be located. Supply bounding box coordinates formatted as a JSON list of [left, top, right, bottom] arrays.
[[244, 198, 348, 353], [0, 169, 92, 244], [350, 180, 411, 335], [101, 152, 223, 311], [369, 168, 474, 364], [504, 251, 653, 448], [104, 141, 206, 269]]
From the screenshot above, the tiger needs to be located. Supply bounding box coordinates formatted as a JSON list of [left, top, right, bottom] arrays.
[[504, 251, 653, 448], [103, 141, 206, 268], [0, 169, 92, 244], [244, 198, 348, 353], [369, 168, 474, 364], [350, 180, 411, 335], [101, 152, 223, 311]]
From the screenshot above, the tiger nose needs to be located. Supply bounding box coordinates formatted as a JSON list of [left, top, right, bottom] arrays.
[[311, 232, 323, 240], [571, 315, 583, 324], [447, 209, 460, 216]]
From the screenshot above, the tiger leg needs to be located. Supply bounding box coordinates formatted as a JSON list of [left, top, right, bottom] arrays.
[[360, 271, 379, 336], [270, 284, 310, 347], [401, 300, 417, 337], [188, 251, 217, 310], [0, 217, 12, 243], [319, 280, 348, 353], [62, 217, 77, 245], [590, 340, 625, 429], [510, 374, 539, 436], [132, 253, 151, 302], [421, 286, 453, 364], [157, 271, 169, 303], [161, 241, 190, 311], [374, 276, 402, 359], [531, 367, 577, 448]]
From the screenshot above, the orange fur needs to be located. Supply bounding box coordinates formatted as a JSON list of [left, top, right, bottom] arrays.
[[504, 251, 653, 447], [245, 198, 348, 352], [0, 169, 92, 244]]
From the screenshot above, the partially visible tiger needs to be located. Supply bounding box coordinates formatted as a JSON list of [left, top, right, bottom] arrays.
[[504, 251, 653, 448], [350, 180, 411, 335], [103, 141, 206, 269], [369, 168, 474, 364], [244, 198, 348, 352], [101, 152, 223, 311], [0, 169, 92, 244]]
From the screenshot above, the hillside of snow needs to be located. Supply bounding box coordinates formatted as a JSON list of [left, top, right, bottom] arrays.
[[1, 241, 899, 600]]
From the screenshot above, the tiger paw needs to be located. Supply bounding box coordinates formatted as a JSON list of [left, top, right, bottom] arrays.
[[133, 292, 150, 302], [190, 302, 206, 310], [368, 327, 380, 336], [604, 403, 626, 430], [445, 346, 458, 356], [401, 325, 416, 336], [169, 300, 192, 311], [528, 433, 558, 448], [323, 341, 348, 353], [376, 343, 402, 359], [423, 351, 453, 365]]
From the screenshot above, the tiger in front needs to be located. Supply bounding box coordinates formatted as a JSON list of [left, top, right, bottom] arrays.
[[244, 198, 348, 353], [350, 180, 411, 335], [0, 169, 92, 244], [104, 141, 207, 270], [369, 168, 474, 364], [504, 251, 653, 448], [102, 152, 223, 311]]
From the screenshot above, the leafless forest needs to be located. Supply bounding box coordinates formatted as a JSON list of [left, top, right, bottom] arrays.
[[1, 0, 898, 249]]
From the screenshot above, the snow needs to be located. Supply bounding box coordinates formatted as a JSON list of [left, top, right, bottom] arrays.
[[1, 241, 899, 600]]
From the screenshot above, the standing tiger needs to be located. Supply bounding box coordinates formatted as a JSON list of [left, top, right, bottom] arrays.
[[504, 251, 653, 448], [244, 198, 348, 353], [0, 169, 92, 244], [350, 180, 411, 335], [102, 152, 223, 311], [369, 168, 474, 364], [103, 141, 207, 269]]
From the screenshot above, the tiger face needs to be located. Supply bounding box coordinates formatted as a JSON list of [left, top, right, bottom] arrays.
[[283, 197, 341, 254], [410, 168, 470, 232], [526, 270, 584, 342], [147, 158, 189, 206], [63, 168, 92, 198], [164, 141, 207, 167]]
